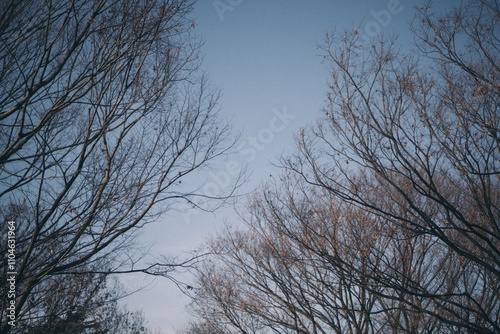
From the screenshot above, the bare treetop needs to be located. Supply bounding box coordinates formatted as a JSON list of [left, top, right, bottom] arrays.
[[0, 0, 236, 332]]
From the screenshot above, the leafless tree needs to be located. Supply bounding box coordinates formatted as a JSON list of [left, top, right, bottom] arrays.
[[185, 176, 449, 333], [26, 273, 152, 333], [185, 1, 499, 333], [0, 0, 235, 332], [281, 0, 500, 332]]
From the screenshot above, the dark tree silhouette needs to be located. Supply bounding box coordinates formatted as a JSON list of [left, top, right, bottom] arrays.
[[0, 0, 234, 332], [26, 272, 151, 333]]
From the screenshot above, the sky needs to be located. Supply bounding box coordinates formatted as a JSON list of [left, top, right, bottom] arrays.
[[121, 0, 430, 332]]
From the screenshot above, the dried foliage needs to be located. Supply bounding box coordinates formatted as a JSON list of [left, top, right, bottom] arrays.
[[185, 1, 500, 333]]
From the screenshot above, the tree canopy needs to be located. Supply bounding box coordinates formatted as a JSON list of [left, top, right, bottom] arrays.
[[0, 0, 233, 332], [185, 1, 500, 333]]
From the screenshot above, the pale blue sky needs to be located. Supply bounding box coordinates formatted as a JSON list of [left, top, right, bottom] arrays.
[[122, 1, 439, 332]]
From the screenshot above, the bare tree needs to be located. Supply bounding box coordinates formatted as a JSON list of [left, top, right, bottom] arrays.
[[185, 170, 496, 333], [26, 273, 152, 333], [0, 0, 235, 332], [281, 0, 500, 332], [185, 175, 449, 333], [185, 1, 499, 333]]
